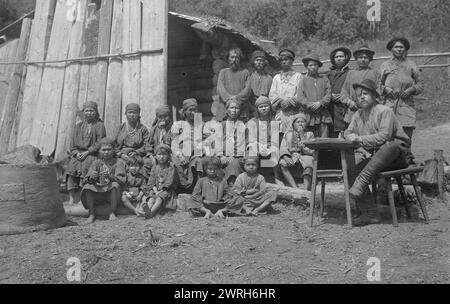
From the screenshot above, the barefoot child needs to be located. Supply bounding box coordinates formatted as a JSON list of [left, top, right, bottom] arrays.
[[279, 113, 315, 190], [81, 138, 126, 224], [141, 144, 178, 218], [188, 157, 243, 219], [233, 156, 277, 216], [121, 156, 146, 216]]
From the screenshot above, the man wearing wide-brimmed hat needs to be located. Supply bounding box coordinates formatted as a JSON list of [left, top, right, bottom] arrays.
[[340, 44, 380, 124], [269, 48, 303, 133], [379, 37, 423, 139], [344, 78, 413, 226], [296, 53, 332, 137], [327, 46, 352, 137]]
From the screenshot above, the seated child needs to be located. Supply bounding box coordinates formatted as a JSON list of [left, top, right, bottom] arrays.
[[121, 156, 146, 216], [188, 156, 243, 219], [81, 138, 126, 224], [233, 156, 277, 216], [279, 113, 315, 190], [141, 144, 178, 218]]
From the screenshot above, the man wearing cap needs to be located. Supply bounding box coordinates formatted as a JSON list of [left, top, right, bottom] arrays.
[[340, 45, 380, 123], [246, 50, 273, 116], [269, 48, 303, 133], [344, 79, 412, 226], [379, 37, 423, 139], [328, 47, 352, 137], [217, 48, 251, 121], [296, 53, 332, 137]]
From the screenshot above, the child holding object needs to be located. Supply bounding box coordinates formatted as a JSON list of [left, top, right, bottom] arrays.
[[81, 138, 127, 224], [121, 156, 146, 217], [188, 157, 244, 219], [233, 156, 277, 216], [141, 144, 179, 218], [279, 113, 315, 190]]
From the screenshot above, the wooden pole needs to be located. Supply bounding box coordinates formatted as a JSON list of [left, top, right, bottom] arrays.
[[0, 18, 32, 155], [434, 150, 446, 202]]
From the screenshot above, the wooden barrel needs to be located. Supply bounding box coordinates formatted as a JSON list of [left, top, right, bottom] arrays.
[[0, 164, 67, 235]]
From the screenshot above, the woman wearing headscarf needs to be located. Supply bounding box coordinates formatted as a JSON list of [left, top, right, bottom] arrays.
[[148, 105, 173, 153], [66, 101, 106, 205], [379, 37, 424, 139], [246, 96, 283, 185], [219, 98, 247, 185], [327, 47, 352, 137], [114, 103, 151, 163], [171, 98, 205, 192]]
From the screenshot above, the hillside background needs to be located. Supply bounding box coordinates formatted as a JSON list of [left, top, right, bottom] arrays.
[[1, 0, 449, 129]]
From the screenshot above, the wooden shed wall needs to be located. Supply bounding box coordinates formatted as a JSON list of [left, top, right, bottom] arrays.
[[168, 15, 214, 120]]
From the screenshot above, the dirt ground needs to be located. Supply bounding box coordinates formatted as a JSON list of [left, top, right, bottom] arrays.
[[0, 126, 449, 284]]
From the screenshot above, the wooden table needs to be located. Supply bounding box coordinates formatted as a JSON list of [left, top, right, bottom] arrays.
[[304, 138, 359, 228]]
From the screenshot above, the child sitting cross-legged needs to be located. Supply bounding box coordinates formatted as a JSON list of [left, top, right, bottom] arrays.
[[279, 113, 315, 190], [188, 156, 244, 219], [233, 156, 277, 216], [121, 156, 146, 217], [141, 144, 178, 218], [81, 138, 126, 224]]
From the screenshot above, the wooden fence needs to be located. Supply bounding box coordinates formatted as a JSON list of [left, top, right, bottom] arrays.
[[0, 0, 168, 161]]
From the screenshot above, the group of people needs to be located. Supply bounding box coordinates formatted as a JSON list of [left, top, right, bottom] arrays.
[[66, 36, 423, 226]]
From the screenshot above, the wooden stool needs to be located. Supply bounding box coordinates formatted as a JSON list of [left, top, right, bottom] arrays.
[[372, 166, 429, 227], [309, 150, 354, 228]]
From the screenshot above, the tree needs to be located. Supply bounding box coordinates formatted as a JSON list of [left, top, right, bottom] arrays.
[[0, 0, 18, 31]]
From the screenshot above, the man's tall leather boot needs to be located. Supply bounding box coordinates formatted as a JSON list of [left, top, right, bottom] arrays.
[[349, 142, 402, 199]]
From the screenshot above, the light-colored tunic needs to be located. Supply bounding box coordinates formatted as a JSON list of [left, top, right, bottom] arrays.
[[379, 58, 424, 127], [269, 71, 303, 133]]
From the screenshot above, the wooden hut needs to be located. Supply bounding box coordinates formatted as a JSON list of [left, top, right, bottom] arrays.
[[0, 0, 279, 161]]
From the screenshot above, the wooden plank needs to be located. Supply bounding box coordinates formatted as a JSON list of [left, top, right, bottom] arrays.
[[0, 39, 20, 117], [54, 0, 89, 162], [76, 3, 99, 123], [140, 0, 168, 129], [17, 0, 57, 147], [0, 19, 32, 155], [122, 0, 141, 117], [88, 0, 113, 119], [29, 0, 80, 155], [8, 58, 28, 152], [104, 0, 123, 137]]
